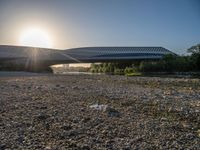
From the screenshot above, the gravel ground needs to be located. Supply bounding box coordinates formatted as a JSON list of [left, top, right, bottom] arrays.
[[0, 74, 200, 149]]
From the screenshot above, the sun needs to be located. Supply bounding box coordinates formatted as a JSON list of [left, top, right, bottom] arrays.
[[19, 27, 52, 48]]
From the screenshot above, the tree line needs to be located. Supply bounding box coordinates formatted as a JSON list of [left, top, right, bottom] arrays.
[[90, 43, 200, 76]]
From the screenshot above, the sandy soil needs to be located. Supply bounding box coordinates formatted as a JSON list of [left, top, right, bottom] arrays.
[[0, 74, 200, 149]]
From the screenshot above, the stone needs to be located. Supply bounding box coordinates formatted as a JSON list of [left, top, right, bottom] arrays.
[[105, 107, 120, 117], [61, 124, 72, 131], [36, 113, 49, 120], [89, 104, 108, 111], [0, 144, 6, 150], [160, 117, 168, 122]]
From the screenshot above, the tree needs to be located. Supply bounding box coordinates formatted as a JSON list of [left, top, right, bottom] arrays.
[[188, 43, 200, 71], [188, 43, 200, 54]]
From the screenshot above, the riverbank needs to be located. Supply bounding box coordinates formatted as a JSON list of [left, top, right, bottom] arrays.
[[0, 74, 199, 149]]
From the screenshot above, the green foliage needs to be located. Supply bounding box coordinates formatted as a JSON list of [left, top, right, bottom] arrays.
[[189, 53, 200, 71], [187, 43, 200, 71], [90, 43, 200, 75], [124, 67, 141, 76], [139, 61, 165, 72], [139, 54, 196, 73], [90, 62, 122, 74], [124, 67, 138, 74], [114, 68, 124, 75], [188, 43, 200, 54]]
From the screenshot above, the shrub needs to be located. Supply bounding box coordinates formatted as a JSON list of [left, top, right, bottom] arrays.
[[114, 68, 124, 75]]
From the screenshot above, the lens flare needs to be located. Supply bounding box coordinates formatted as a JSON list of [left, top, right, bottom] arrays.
[[19, 27, 52, 48]]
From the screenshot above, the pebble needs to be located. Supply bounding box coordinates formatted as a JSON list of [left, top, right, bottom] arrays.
[[0, 75, 199, 149]]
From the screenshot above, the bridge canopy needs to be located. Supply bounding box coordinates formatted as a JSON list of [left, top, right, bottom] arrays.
[[0, 45, 176, 72], [0, 45, 175, 62]]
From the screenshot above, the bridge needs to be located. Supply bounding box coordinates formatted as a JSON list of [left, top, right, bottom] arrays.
[[0, 45, 175, 72]]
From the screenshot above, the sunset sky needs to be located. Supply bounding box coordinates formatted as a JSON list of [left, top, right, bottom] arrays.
[[0, 0, 199, 54]]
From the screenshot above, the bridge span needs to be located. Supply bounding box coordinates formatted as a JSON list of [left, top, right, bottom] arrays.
[[0, 45, 175, 72]]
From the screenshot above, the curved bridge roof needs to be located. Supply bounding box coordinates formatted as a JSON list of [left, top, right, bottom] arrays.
[[0, 45, 175, 65]]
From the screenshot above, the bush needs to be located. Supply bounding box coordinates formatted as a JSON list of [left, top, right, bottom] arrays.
[[139, 61, 165, 72], [124, 67, 137, 74], [124, 67, 141, 76], [139, 54, 194, 73], [190, 53, 200, 71], [114, 68, 124, 75], [125, 72, 142, 76]]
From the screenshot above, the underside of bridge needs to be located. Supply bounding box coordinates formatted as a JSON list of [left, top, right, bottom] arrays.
[[0, 45, 176, 72]]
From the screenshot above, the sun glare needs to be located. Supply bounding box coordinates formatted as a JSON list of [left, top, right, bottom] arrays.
[[19, 27, 52, 48]]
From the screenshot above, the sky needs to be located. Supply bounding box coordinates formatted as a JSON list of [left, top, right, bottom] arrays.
[[0, 0, 199, 54]]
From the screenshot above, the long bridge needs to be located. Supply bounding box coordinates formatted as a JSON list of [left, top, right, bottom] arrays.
[[0, 45, 175, 72]]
